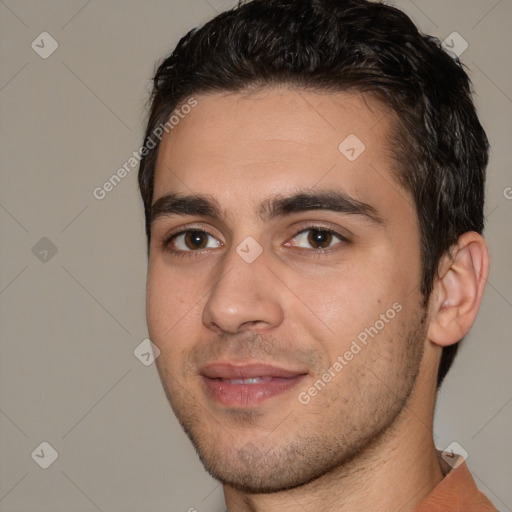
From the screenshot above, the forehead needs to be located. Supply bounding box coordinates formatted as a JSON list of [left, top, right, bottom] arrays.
[[153, 87, 409, 221]]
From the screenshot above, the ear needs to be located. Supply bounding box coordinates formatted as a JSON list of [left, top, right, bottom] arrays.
[[427, 232, 490, 347]]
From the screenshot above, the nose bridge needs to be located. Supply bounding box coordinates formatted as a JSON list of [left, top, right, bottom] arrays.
[[201, 241, 284, 333]]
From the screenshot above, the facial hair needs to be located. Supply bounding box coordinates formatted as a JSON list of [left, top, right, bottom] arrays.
[[156, 308, 427, 494]]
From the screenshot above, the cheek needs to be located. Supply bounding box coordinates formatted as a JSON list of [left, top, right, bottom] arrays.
[[307, 268, 384, 326], [301, 258, 415, 361], [145, 261, 199, 344], [146, 271, 201, 380]]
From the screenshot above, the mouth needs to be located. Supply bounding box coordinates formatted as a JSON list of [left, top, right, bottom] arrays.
[[200, 362, 308, 407]]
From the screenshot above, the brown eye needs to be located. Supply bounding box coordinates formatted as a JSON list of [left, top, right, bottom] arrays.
[[184, 231, 208, 249], [286, 227, 347, 251], [166, 230, 222, 253], [307, 229, 334, 249]]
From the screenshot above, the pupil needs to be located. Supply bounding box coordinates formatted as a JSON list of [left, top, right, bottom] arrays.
[[308, 230, 332, 248], [186, 231, 207, 249]]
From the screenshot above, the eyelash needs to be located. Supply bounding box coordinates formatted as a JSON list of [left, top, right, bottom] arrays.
[[162, 225, 349, 259]]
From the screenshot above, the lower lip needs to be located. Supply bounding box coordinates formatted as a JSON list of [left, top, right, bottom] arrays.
[[201, 376, 306, 407]]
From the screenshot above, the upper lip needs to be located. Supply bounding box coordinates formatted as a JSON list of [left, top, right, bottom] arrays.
[[201, 362, 307, 380]]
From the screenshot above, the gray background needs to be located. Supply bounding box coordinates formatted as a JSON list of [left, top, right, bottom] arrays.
[[0, 1, 511, 511]]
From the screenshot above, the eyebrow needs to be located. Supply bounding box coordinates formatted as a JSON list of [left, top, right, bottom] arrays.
[[150, 190, 384, 226]]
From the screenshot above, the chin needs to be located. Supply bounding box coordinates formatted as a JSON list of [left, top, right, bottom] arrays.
[[205, 463, 317, 494], [193, 436, 353, 495]]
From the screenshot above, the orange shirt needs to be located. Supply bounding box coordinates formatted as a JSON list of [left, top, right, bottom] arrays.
[[412, 453, 497, 512]]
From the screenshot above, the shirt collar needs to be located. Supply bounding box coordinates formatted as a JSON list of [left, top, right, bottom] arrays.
[[411, 450, 497, 512]]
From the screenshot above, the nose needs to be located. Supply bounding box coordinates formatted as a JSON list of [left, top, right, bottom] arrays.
[[201, 244, 284, 334]]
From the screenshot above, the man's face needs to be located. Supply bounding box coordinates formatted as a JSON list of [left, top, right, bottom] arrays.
[[146, 88, 428, 492]]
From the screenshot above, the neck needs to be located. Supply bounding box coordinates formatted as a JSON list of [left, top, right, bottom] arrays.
[[223, 362, 444, 512]]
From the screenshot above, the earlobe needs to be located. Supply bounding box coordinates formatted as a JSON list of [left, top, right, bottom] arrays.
[[427, 232, 490, 347]]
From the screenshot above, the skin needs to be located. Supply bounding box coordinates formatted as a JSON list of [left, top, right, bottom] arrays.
[[146, 87, 489, 511]]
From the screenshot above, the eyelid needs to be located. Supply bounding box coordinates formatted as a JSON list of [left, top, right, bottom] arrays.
[[288, 218, 351, 238], [161, 222, 351, 256], [285, 224, 349, 248], [163, 221, 220, 238], [162, 223, 224, 248]]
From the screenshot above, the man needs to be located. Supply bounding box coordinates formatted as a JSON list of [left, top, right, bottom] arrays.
[[138, 0, 496, 510]]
